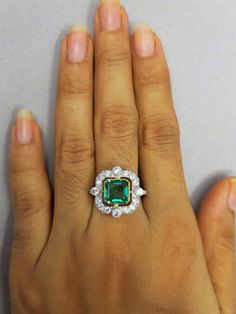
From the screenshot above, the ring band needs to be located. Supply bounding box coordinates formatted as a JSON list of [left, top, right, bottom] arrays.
[[90, 166, 147, 218]]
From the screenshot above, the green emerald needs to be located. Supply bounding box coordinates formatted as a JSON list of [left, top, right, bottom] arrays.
[[103, 178, 131, 206]]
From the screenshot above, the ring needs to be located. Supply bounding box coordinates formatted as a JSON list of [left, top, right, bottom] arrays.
[[90, 166, 147, 218]]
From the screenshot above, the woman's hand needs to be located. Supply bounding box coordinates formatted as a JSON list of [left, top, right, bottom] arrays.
[[9, 1, 236, 313]]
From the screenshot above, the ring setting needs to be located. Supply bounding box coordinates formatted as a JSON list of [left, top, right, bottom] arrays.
[[90, 166, 147, 218]]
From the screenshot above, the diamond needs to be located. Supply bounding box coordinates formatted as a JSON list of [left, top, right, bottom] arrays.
[[95, 197, 102, 206], [102, 207, 112, 214], [133, 177, 139, 188], [98, 204, 104, 210], [112, 208, 122, 218], [90, 187, 100, 196], [135, 188, 147, 197], [132, 197, 140, 208], [96, 202, 104, 211], [129, 203, 136, 212], [104, 170, 111, 177], [96, 179, 103, 187], [112, 166, 123, 176], [123, 170, 129, 177], [103, 178, 131, 206], [129, 172, 136, 180], [98, 173, 105, 181], [122, 206, 131, 214]]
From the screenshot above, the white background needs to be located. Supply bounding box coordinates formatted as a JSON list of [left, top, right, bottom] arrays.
[[0, 0, 236, 312]]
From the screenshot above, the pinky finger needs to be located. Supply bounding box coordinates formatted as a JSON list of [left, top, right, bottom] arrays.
[[197, 177, 236, 313], [10, 109, 52, 269]]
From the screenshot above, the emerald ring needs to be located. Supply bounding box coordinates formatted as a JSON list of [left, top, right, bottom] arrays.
[[90, 166, 147, 218]]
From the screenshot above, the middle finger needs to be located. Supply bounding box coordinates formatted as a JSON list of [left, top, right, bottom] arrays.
[[94, 0, 138, 174]]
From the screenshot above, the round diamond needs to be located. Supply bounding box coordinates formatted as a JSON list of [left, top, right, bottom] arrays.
[[96, 179, 103, 187], [112, 208, 122, 218], [90, 187, 100, 196], [129, 203, 136, 212], [102, 206, 112, 214], [132, 197, 140, 207], [95, 197, 102, 205], [112, 166, 123, 176], [127, 171, 133, 178], [133, 177, 139, 187], [98, 172, 105, 181], [122, 206, 131, 214], [123, 170, 129, 177], [97, 203, 104, 211], [130, 172, 136, 180], [104, 170, 111, 177]]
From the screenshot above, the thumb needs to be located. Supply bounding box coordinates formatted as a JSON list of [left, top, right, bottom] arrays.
[[197, 177, 236, 314]]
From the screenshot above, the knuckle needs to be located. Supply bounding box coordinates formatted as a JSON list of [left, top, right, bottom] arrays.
[[100, 106, 138, 141], [10, 169, 42, 185], [11, 155, 44, 178], [58, 128, 94, 172], [59, 71, 91, 98], [12, 228, 31, 251], [12, 185, 48, 220], [141, 114, 180, 150], [135, 62, 170, 90], [97, 39, 131, 68]]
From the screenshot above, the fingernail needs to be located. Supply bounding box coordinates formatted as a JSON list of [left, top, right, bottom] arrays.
[[99, 0, 121, 31], [67, 25, 88, 63], [228, 178, 236, 211], [16, 109, 33, 145], [133, 25, 155, 58]]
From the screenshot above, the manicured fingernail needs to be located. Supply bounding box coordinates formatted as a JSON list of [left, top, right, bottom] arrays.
[[67, 25, 88, 63], [99, 0, 121, 31], [16, 109, 33, 145], [228, 178, 236, 211], [133, 25, 155, 58]]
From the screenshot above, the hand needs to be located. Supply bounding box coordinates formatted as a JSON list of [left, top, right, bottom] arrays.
[[9, 1, 236, 313]]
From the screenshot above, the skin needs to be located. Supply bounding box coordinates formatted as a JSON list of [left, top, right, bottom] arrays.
[[9, 2, 236, 314]]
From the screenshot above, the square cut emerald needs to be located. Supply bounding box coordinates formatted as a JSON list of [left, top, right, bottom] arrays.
[[103, 178, 131, 206]]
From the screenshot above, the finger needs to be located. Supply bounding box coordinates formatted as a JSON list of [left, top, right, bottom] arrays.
[[10, 109, 52, 267], [54, 26, 94, 229], [197, 177, 236, 313], [94, 0, 138, 174], [131, 26, 189, 217]]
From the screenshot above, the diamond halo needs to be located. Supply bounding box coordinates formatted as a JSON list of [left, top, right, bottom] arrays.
[[90, 166, 147, 218]]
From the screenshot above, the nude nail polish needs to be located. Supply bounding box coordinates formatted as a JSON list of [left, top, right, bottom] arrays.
[[16, 108, 33, 144], [133, 25, 155, 58], [228, 178, 236, 211], [99, 0, 121, 31], [67, 26, 88, 63]]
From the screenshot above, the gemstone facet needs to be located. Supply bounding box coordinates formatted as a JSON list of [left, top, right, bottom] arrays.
[[103, 178, 131, 206]]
